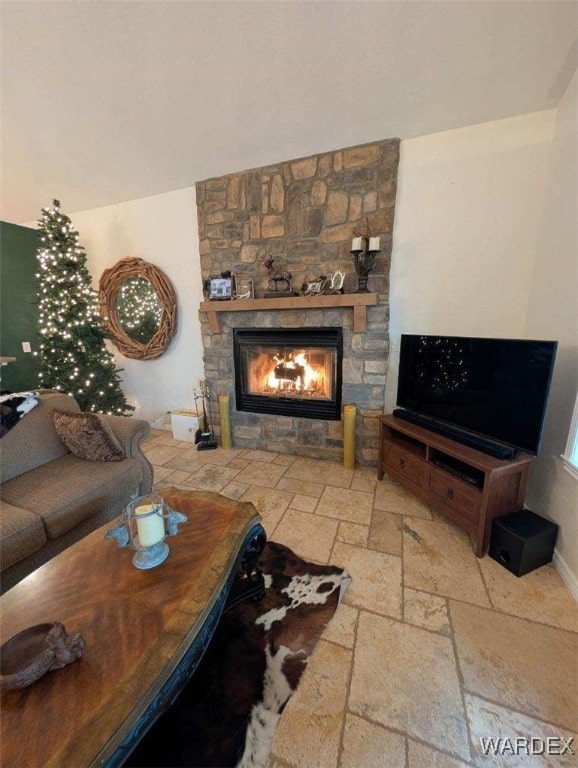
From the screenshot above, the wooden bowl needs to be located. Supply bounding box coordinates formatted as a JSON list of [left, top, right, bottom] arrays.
[[0, 622, 85, 690]]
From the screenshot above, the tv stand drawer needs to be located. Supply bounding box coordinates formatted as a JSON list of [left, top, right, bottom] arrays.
[[386, 444, 428, 488], [429, 497, 478, 537], [429, 468, 481, 521]]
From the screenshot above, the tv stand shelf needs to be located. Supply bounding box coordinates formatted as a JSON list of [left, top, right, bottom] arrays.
[[377, 414, 534, 557]]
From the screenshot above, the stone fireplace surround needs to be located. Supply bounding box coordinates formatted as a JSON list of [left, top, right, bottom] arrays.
[[196, 138, 400, 465]]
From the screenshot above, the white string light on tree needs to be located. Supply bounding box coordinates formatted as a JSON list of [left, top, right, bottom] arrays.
[[34, 199, 134, 415]]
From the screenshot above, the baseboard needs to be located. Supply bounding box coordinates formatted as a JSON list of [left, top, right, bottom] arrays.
[[553, 548, 578, 602]]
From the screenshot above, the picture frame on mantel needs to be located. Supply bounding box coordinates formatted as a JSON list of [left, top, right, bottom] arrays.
[[303, 279, 323, 295], [208, 276, 233, 300], [234, 274, 254, 300]]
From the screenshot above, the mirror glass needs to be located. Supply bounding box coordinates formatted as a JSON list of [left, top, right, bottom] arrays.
[[115, 277, 162, 344]]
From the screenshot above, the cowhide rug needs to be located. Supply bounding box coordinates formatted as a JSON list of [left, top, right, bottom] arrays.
[[125, 541, 350, 768]]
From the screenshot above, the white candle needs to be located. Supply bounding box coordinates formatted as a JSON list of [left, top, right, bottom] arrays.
[[369, 236, 380, 251], [135, 503, 165, 547], [351, 237, 363, 251]]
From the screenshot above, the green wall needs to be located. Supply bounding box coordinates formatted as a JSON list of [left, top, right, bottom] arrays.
[[0, 222, 40, 392]]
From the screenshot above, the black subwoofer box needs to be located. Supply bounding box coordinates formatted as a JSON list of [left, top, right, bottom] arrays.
[[489, 509, 559, 577]]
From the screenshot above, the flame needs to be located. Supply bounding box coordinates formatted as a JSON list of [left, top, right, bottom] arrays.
[[266, 352, 319, 391]]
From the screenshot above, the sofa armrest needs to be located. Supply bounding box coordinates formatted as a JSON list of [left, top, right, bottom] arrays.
[[100, 416, 153, 495], [101, 415, 150, 457]]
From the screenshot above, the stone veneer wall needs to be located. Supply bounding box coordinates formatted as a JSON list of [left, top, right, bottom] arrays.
[[196, 139, 400, 465]]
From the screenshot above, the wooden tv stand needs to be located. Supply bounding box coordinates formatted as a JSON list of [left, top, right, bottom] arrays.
[[377, 414, 534, 557]]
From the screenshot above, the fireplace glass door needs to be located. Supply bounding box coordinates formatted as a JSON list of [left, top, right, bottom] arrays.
[[234, 328, 343, 420]]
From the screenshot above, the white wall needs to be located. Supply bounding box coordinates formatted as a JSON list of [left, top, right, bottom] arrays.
[[68, 187, 204, 421], [523, 71, 578, 584], [386, 110, 556, 410]]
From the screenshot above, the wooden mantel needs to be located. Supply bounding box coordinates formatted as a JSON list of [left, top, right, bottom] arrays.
[[200, 293, 378, 333]]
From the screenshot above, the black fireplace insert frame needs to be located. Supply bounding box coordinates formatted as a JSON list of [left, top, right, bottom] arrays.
[[233, 327, 343, 420]]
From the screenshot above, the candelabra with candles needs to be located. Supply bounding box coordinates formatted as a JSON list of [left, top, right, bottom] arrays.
[[350, 234, 381, 293]]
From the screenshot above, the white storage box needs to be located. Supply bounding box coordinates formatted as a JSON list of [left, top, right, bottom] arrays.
[[171, 410, 201, 442]]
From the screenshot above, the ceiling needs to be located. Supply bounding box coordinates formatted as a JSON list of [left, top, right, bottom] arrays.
[[1, 1, 576, 224]]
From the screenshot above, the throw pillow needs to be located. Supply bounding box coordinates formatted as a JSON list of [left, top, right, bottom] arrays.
[[52, 409, 125, 462]]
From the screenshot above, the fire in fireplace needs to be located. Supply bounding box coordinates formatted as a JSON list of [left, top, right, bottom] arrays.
[[251, 349, 331, 398], [234, 328, 343, 420]]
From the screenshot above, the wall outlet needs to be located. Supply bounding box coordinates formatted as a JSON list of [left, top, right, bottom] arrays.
[[22, 341, 31, 353]]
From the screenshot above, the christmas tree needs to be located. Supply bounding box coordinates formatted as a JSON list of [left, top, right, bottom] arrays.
[[35, 200, 134, 415]]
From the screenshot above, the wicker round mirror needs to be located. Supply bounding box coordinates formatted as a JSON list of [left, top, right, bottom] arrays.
[[99, 257, 177, 360]]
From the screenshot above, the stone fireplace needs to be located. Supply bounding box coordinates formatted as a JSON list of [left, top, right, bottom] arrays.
[[196, 138, 400, 465]]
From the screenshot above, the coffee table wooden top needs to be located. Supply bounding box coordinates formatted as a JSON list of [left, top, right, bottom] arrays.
[[0, 488, 261, 768]]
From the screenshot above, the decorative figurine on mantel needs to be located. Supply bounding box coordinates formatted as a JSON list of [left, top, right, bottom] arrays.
[[261, 255, 298, 298], [325, 270, 345, 294], [351, 218, 381, 293], [302, 271, 345, 296]]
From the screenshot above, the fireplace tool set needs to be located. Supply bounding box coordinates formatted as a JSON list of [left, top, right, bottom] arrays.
[[193, 385, 218, 450]]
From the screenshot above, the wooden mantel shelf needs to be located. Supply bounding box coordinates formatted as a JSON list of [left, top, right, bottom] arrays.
[[200, 293, 378, 333]]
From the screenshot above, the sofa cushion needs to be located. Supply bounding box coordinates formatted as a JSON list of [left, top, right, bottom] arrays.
[[52, 410, 125, 462], [0, 500, 47, 571], [0, 391, 80, 483], [0, 454, 142, 540]]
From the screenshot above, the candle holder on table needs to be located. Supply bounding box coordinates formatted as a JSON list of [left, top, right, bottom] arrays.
[[351, 234, 381, 294], [105, 493, 187, 569]]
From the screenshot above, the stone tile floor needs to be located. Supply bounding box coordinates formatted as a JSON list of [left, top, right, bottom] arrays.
[[144, 430, 578, 767]]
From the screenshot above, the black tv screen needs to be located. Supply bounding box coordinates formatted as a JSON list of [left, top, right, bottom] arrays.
[[396, 335, 557, 455]]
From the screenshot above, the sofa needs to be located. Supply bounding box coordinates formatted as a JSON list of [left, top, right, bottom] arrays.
[[0, 390, 152, 593]]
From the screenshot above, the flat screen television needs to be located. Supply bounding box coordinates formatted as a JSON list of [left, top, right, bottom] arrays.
[[395, 335, 557, 457]]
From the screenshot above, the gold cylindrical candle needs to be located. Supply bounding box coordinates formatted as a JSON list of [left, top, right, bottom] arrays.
[[218, 394, 232, 450], [343, 405, 357, 470]]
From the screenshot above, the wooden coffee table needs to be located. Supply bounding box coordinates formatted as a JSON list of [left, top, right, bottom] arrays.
[[0, 488, 266, 767]]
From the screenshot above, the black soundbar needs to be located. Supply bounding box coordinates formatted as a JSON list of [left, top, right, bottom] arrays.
[[392, 409, 516, 460]]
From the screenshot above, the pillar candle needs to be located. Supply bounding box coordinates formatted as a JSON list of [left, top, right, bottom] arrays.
[[135, 503, 165, 547], [343, 405, 357, 470], [218, 394, 232, 450], [351, 237, 363, 251], [368, 236, 380, 251]]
